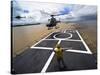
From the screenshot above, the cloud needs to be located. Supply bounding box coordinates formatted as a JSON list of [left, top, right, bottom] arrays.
[[12, 0, 97, 25], [62, 5, 97, 22], [72, 5, 97, 16]]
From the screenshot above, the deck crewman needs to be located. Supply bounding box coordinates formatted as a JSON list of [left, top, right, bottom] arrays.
[[54, 44, 66, 69]]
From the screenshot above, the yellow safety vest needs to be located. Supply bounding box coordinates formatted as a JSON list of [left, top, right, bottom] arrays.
[[55, 48, 63, 59]]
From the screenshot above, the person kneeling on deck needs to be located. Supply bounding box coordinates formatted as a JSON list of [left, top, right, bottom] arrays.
[[54, 44, 66, 69]]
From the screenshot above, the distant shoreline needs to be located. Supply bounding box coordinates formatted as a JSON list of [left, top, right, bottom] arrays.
[[11, 23, 41, 27], [11, 19, 97, 27]]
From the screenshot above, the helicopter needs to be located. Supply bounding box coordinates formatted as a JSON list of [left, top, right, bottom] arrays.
[[40, 10, 73, 30], [40, 10, 61, 30]]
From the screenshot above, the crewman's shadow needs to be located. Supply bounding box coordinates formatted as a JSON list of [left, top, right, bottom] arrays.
[[58, 63, 68, 71], [56, 58, 68, 71]]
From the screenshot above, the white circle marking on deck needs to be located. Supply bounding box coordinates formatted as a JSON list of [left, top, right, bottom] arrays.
[[53, 32, 72, 40]]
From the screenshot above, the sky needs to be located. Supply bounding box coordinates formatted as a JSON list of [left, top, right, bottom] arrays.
[[12, 0, 97, 25]]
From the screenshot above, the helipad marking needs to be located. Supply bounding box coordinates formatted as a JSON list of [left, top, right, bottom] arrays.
[[31, 30, 92, 54], [30, 30, 93, 73], [31, 47, 73, 51], [76, 30, 92, 54], [66, 49, 92, 54], [31, 46, 91, 54], [53, 33, 72, 39], [58, 40, 61, 44], [41, 39, 62, 73], [30, 32, 55, 48], [41, 52, 55, 73], [30, 39, 44, 48], [31, 47, 53, 50], [44, 39, 81, 42]]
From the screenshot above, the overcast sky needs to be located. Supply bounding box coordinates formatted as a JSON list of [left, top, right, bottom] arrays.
[[12, 0, 97, 25]]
